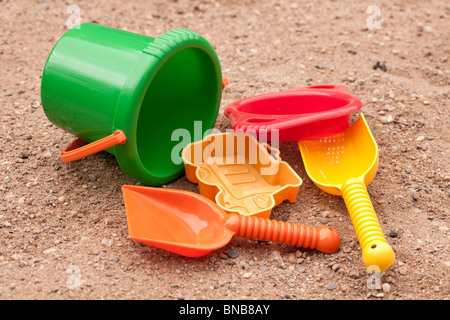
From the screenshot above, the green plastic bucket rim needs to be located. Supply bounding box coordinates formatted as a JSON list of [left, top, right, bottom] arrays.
[[111, 28, 223, 186]]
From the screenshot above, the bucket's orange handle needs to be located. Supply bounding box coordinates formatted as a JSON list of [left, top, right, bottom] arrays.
[[60, 130, 126, 163], [222, 77, 229, 90]]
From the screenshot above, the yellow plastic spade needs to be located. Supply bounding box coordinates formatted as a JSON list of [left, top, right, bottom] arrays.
[[298, 113, 395, 271]]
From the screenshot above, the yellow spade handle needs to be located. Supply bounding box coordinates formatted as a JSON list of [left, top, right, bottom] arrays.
[[341, 178, 395, 271]]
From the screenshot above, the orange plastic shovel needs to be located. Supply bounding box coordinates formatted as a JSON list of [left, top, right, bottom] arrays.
[[122, 185, 340, 258], [298, 113, 395, 271]]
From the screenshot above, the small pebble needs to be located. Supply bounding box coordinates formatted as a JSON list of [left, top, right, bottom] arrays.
[[101, 238, 114, 247], [342, 246, 352, 253], [314, 62, 327, 70], [41, 151, 52, 159], [398, 266, 407, 275], [327, 283, 338, 290], [43, 248, 57, 255], [218, 252, 229, 260], [320, 218, 329, 224], [381, 115, 394, 124], [225, 250, 239, 259], [389, 229, 398, 238], [287, 253, 296, 264], [348, 47, 357, 55], [242, 272, 252, 279], [331, 263, 340, 271], [282, 269, 293, 276], [20, 151, 31, 159], [321, 211, 331, 218], [242, 290, 251, 296], [271, 250, 283, 263], [382, 283, 391, 293]]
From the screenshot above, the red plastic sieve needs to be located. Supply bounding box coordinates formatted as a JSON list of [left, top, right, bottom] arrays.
[[224, 85, 363, 141]]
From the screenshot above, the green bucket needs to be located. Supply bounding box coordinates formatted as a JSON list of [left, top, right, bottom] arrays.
[[41, 23, 223, 186]]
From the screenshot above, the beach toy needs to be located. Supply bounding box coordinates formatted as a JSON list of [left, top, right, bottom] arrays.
[[122, 185, 340, 257], [181, 132, 302, 218], [298, 113, 395, 271], [41, 23, 224, 186], [224, 85, 362, 141]]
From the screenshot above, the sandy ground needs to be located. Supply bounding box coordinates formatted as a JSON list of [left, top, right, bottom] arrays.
[[0, 0, 449, 300]]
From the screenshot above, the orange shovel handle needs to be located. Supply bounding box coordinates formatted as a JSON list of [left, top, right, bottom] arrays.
[[60, 130, 126, 163], [222, 77, 229, 90], [224, 214, 340, 254]]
